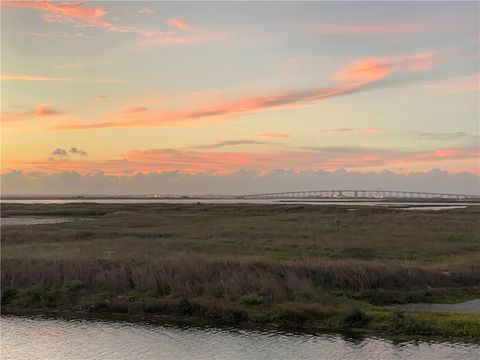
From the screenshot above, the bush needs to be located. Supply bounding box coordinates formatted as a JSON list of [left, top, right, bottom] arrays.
[[177, 297, 193, 315], [240, 293, 264, 306], [342, 308, 370, 328], [16, 284, 58, 308], [221, 308, 246, 323], [386, 308, 427, 334], [1, 288, 18, 305], [62, 280, 83, 292]]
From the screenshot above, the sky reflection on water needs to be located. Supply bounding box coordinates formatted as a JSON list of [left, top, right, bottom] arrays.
[[1, 316, 479, 360]]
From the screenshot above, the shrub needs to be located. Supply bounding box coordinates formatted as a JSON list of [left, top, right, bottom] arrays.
[[240, 293, 264, 306], [177, 297, 193, 315], [62, 280, 83, 292], [342, 308, 370, 328], [386, 308, 428, 334], [1, 288, 18, 305], [16, 284, 58, 308]]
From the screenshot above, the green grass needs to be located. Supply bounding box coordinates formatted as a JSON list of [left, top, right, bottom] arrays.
[[2, 203, 479, 265], [2, 203, 480, 337]]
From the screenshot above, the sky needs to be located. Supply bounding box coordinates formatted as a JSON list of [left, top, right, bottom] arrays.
[[1, 1, 479, 195]]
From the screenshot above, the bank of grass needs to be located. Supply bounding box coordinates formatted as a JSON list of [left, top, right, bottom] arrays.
[[1, 203, 480, 337]]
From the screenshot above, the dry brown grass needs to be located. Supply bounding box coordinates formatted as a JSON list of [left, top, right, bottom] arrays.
[[3, 257, 479, 302]]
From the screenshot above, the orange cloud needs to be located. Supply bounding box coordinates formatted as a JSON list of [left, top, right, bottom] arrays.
[[336, 52, 436, 84], [3, 145, 477, 176], [167, 18, 190, 30], [48, 51, 436, 131], [123, 107, 148, 113], [34, 104, 61, 116], [257, 133, 290, 139], [4, 1, 227, 46], [336, 60, 393, 84], [393, 147, 480, 164], [2, 104, 62, 123], [3, 1, 107, 24]]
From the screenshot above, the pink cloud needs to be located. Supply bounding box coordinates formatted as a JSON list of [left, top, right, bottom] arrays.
[[4, 1, 226, 46], [167, 18, 190, 30], [34, 104, 61, 116], [257, 133, 290, 139], [3, 1, 107, 24], [3, 145, 477, 176], [393, 147, 480, 164], [336, 52, 436, 84], [336, 59, 393, 84], [48, 51, 437, 131], [138, 31, 231, 46], [2, 104, 63, 122]]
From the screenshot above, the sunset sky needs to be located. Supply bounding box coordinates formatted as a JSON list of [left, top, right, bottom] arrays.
[[1, 1, 479, 194]]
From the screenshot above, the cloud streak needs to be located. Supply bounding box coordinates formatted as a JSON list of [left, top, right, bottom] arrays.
[[319, 128, 380, 134], [3, 1, 107, 24], [192, 140, 266, 149], [167, 18, 191, 30], [3, 143, 477, 176], [2, 104, 63, 122], [20, 31, 92, 39], [48, 51, 436, 131], [4, 1, 228, 46], [304, 18, 469, 36], [257, 133, 290, 139], [419, 74, 479, 95], [1, 73, 127, 83]]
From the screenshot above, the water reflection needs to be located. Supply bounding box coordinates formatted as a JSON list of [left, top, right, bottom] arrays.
[[1, 316, 479, 360]]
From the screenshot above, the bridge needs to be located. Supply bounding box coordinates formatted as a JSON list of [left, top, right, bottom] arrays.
[[238, 190, 480, 200]]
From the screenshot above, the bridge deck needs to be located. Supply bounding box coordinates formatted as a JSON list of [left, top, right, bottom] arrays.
[[239, 190, 479, 200]]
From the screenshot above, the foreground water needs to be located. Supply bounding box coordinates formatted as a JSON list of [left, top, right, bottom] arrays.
[[1, 316, 479, 360]]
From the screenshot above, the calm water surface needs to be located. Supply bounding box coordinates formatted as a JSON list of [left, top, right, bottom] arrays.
[[2, 198, 478, 211], [1, 316, 479, 360]]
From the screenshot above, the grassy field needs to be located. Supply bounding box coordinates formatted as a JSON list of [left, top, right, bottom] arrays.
[[2, 203, 480, 337]]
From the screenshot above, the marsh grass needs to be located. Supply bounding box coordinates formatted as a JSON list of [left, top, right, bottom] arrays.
[[2, 203, 480, 335]]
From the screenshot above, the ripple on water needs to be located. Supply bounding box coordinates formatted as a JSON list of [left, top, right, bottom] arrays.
[[1, 316, 479, 360]]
